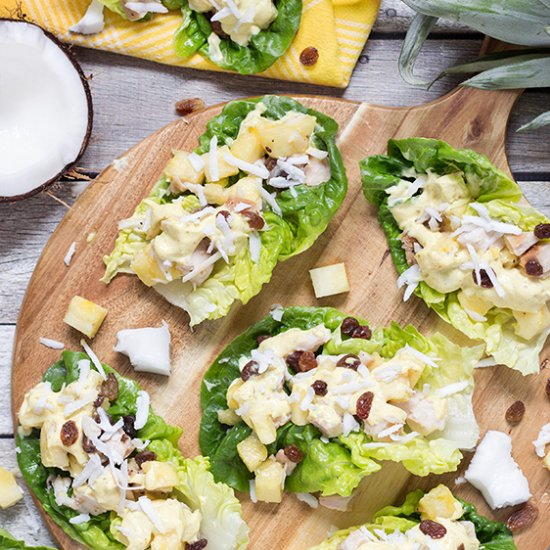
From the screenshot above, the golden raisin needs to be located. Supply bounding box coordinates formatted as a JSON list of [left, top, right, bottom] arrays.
[[505, 400, 525, 423], [300, 46, 319, 66], [506, 503, 538, 532], [175, 97, 205, 116]]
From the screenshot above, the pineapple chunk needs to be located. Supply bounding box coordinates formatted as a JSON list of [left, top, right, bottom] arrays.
[[309, 263, 350, 298], [457, 290, 492, 317], [203, 145, 240, 182], [0, 466, 23, 509], [250, 415, 277, 445], [513, 305, 550, 340], [217, 408, 240, 426], [204, 183, 229, 205], [254, 457, 286, 503], [164, 150, 204, 187], [418, 484, 463, 521], [230, 128, 264, 163], [130, 245, 167, 287], [259, 112, 317, 158], [237, 434, 268, 472], [63, 296, 107, 339], [142, 461, 179, 493], [226, 379, 243, 409]]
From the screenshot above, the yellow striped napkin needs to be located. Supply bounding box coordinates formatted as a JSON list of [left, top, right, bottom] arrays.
[[1, 0, 380, 88]]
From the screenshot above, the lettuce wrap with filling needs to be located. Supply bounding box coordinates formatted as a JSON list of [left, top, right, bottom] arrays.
[[199, 306, 483, 504], [102, 95, 347, 326], [361, 138, 550, 376], [16, 351, 248, 550]]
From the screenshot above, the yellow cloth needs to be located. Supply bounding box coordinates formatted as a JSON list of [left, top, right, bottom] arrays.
[[0, 0, 380, 88]]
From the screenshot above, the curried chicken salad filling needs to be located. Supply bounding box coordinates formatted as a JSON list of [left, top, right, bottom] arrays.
[[201, 307, 483, 505], [17, 351, 248, 550], [103, 97, 346, 326]]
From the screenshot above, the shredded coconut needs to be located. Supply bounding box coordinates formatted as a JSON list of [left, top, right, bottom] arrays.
[[188, 152, 204, 172], [259, 187, 282, 216], [80, 339, 107, 380], [435, 381, 469, 398], [134, 391, 150, 430], [296, 492, 319, 508], [533, 423, 550, 457], [69, 513, 90, 524], [223, 151, 269, 179], [39, 337, 65, 350], [396, 264, 422, 301], [248, 231, 261, 263], [64, 241, 77, 266], [249, 479, 257, 503], [138, 496, 166, 532], [208, 136, 219, 182]]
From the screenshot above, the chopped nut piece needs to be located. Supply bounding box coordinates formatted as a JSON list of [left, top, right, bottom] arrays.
[[506, 502, 538, 532], [175, 97, 205, 117], [505, 400, 525, 424], [300, 46, 319, 66]]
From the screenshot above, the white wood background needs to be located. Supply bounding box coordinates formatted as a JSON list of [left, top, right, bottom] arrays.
[[1, 0, 549, 545]]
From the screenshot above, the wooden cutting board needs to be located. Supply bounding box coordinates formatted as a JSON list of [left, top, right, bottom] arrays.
[[11, 85, 550, 550]]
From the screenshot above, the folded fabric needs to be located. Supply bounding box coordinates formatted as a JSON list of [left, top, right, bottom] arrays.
[[0, 0, 380, 88]]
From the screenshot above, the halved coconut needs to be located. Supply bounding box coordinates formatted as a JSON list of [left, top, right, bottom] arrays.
[[0, 19, 92, 202]]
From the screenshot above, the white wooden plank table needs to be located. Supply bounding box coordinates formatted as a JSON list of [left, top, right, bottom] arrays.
[[1, 0, 549, 544]]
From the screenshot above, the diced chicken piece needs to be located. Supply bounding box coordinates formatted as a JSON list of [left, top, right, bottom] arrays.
[[203, 183, 229, 205], [258, 324, 332, 357], [0, 467, 23, 509], [520, 242, 550, 276], [308, 405, 343, 439], [184, 240, 215, 285], [504, 232, 538, 257], [142, 461, 179, 492], [513, 305, 550, 340], [318, 494, 352, 511], [400, 392, 447, 436], [304, 157, 330, 187], [115, 510, 153, 549], [275, 449, 297, 476]]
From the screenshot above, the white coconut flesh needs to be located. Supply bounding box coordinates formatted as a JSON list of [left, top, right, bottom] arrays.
[[0, 20, 91, 200]]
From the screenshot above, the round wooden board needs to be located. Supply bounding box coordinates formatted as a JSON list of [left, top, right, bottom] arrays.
[[12, 90, 549, 550]]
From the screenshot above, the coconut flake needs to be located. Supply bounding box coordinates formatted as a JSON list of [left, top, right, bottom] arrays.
[[138, 496, 166, 532], [299, 386, 316, 411], [342, 413, 360, 436], [435, 381, 469, 398], [180, 206, 216, 225], [396, 264, 421, 301], [465, 309, 487, 322], [277, 159, 306, 183], [259, 187, 282, 216], [476, 356, 498, 368], [296, 492, 319, 508], [77, 359, 91, 384], [306, 147, 328, 160], [72, 454, 104, 488], [177, 180, 207, 207], [180, 251, 222, 283], [270, 304, 284, 322], [69, 513, 90, 524], [208, 136, 219, 182], [402, 345, 440, 368], [80, 339, 107, 380], [188, 152, 204, 172], [134, 391, 150, 430], [533, 423, 550, 457], [69, 0, 105, 34], [389, 431, 419, 444], [64, 241, 77, 266], [377, 423, 403, 439], [223, 151, 269, 179], [125, 1, 168, 15], [39, 337, 65, 350]]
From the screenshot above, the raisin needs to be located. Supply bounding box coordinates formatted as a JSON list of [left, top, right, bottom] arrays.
[[311, 380, 328, 396], [264, 156, 277, 171], [505, 400, 525, 423], [458, 545, 465, 550], [82, 435, 96, 454], [241, 360, 259, 381], [60, 420, 79, 446], [210, 19, 228, 38], [256, 334, 270, 345], [94, 393, 105, 408], [336, 354, 361, 370], [546, 378, 550, 399], [525, 259, 543, 276], [241, 209, 265, 230], [534, 223, 550, 239], [186, 539, 208, 550], [352, 325, 372, 340], [122, 415, 137, 438], [175, 97, 205, 117], [341, 317, 359, 336], [135, 450, 157, 468], [100, 373, 119, 402], [286, 351, 303, 370], [283, 445, 304, 463], [506, 502, 538, 532], [297, 351, 318, 372], [419, 520, 447, 539], [299, 46, 319, 66], [356, 391, 374, 420], [473, 269, 493, 288]]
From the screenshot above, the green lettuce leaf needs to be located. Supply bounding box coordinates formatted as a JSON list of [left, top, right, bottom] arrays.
[[200, 306, 477, 497], [174, 0, 301, 74], [17, 352, 247, 550], [310, 489, 515, 549], [103, 96, 347, 326], [0, 529, 57, 550], [361, 137, 550, 375]]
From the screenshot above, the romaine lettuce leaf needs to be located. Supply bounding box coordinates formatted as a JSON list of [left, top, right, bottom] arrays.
[[17, 352, 248, 550], [0, 529, 57, 550], [174, 0, 301, 74], [200, 306, 478, 498], [103, 96, 347, 326], [361, 137, 549, 375]]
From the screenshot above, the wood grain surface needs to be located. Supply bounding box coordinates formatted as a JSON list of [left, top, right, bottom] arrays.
[[9, 86, 549, 549]]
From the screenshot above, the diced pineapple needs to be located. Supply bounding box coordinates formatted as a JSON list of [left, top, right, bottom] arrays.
[[254, 457, 286, 503], [226, 379, 243, 409], [237, 434, 268, 472], [164, 150, 204, 187], [259, 112, 317, 158], [457, 290, 492, 317], [63, 296, 108, 339], [204, 183, 229, 205], [217, 408, 240, 426], [228, 176, 262, 209], [309, 263, 350, 298], [0, 466, 23, 509], [203, 145, 240, 182], [130, 245, 167, 287], [251, 415, 277, 445], [418, 484, 463, 521], [230, 128, 264, 163], [142, 461, 179, 493], [513, 305, 550, 340], [544, 450, 550, 472]]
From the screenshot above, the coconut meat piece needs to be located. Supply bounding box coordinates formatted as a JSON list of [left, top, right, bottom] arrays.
[[0, 21, 90, 200]]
